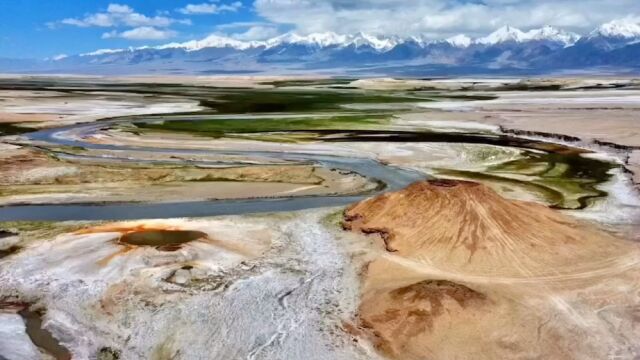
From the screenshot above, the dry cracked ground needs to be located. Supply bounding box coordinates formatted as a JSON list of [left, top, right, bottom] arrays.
[[0, 76, 640, 360]]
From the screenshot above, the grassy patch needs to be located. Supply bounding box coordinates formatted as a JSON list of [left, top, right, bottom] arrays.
[[436, 168, 565, 206], [0, 220, 97, 243], [135, 114, 392, 138], [321, 209, 347, 228], [0, 123, 36, 136], [260, 79, 356, 88], [438, 149, 614, 209], [198, 89, 434, 114]]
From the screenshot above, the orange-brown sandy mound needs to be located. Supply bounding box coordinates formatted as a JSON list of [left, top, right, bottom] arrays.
[[359, 279, 487, 357], [344, 179, 629, 278], [345, 180, 640, 360]]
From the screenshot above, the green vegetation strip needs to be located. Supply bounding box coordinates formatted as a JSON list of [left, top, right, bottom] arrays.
[[134, 114, 392, 138], [0, 123, 36, 136], [437, 149, 614, 209], [197, 89, 435, 114]]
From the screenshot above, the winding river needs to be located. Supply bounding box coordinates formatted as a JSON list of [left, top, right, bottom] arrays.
[[0, 118, 428, 221], [0, 85, 619, 221]]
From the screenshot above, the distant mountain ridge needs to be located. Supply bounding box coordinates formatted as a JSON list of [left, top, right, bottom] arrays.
[[80, 25, 581, 54], [7, 18, 640, 75]]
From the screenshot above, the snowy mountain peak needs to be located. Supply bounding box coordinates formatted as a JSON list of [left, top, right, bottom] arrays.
[[352, 32, 399, 51], [157, 34, 264, 51], [446, 34, 472, 48], [591, 17, 640, 38], [267, 32, 399, 51], [476, 25, 579, 45], [525, 26, 581, 45], [270, 32, 348, 48], [476, 25, 526, 45]]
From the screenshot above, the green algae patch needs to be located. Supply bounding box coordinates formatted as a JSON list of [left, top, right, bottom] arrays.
[[226, 131, 323, 143], [197, 89, 435, 114], [97, 347, 121, 360], [43, 145, 88, 155], [436, 168, 565, 206], [0, 221, 99, 243], [134, 114, 393, 138], [0, 123, 36, 136], [261, 78, 356, 88], [0, 245, 21, 259], [436, 147, 615, 209], [321, 209, 348, 228]]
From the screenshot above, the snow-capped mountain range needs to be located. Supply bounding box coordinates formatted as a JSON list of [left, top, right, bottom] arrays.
[[81, 25, 580, 55], [590, 18, 640, 39], [474, 25, 579, 46], [5, 18, 640, 75]]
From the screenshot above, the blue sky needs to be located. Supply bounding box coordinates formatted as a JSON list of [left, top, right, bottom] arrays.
[[2, 0, 640, 59], [0, 0, 260, 58]]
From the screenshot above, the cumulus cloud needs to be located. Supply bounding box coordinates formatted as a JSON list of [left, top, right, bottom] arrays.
[[52, 54, 68, 61], [217, 21, 264, 29], [253, 0, 640, 38], [178, 1, 243, 15], [56, 3, 187, 28], [102, 26, 178, 40], [214, 21, 282, 40], [229, 25, 281, 40]]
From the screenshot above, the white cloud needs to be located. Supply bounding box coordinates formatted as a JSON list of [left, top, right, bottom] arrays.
[[107, 3, 133, 14], [58, 3, 186, 28], [229, 25, 281, 41], [214, 21, 282, 40], [216, 21, 274, 30], [179, 3, 218, 14], [253, 0, 640, 39], [102, 26, 178, 40], [178, 1, 242, 15], [61, 14, 115, 28]]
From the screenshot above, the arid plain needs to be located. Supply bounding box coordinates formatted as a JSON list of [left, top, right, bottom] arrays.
[[1, 76, 639, 360]]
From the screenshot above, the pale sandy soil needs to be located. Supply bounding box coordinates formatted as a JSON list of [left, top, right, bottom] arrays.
[[0, 145, 376, 205], [75, 127, 364, 157], [351, 77, 520, 91], [50, 147, 299, 165], [631, 151, 640, 185], [395, 88, 640, 185], [0, 89, 201, 128], [351, 77, 640, 91], [0, 74, 326, 90], [0, 178, 363, 205], [410, 89, 640, 146], [112, 75, 324, 88], [0, 113, 62, 123]]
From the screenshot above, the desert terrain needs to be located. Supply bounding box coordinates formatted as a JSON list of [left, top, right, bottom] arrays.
[[0, 75, 639, 359]]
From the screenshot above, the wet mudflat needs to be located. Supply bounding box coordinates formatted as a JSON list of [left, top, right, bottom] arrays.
[[19, 307, 72, 360], [0, 301, 72, 360]]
